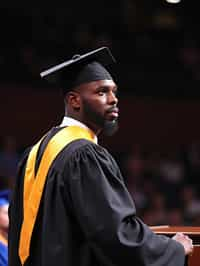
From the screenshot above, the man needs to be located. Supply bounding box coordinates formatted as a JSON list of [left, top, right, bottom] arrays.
[[9, 47, 193, 266], [0, 189, 9, 266]]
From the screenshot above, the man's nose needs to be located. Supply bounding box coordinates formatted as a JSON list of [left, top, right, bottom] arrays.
[[108, 91, 118, 105]]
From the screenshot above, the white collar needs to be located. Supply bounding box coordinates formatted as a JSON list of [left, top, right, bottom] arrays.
[[59, 116, 98, 143]]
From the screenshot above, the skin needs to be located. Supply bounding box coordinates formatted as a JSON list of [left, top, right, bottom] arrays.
[[0, 204, 9, 239], [65, 79, 119, 135], [173, 233, 193, 256]]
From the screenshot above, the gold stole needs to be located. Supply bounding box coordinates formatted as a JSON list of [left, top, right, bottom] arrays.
[[19, 126, 96, 265]]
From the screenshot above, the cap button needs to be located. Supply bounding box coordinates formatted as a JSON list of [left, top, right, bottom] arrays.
[[72, 54, 81, 60]]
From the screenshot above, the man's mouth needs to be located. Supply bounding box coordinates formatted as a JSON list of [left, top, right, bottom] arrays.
[[106, 107, 119, 119]]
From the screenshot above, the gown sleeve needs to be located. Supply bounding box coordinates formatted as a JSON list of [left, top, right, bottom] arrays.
[[64, 141, 185, 266]]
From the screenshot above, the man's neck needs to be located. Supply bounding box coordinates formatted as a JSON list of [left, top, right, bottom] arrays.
[[60, 116, 89, 129], [60, 116, 98, 144], [0, 229, 8, 240]]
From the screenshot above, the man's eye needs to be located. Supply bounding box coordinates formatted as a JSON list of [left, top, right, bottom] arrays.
[[98, 91, 105, 96]]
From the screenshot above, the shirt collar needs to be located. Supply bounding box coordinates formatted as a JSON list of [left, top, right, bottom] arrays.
[[59, 116, 98, 144]]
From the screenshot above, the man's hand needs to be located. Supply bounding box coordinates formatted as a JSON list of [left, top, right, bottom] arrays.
[[172, 232, 194, 255]]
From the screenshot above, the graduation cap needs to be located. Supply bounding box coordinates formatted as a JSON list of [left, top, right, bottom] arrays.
[[40, 46, 116, 95], [0, 189, 10, 207]]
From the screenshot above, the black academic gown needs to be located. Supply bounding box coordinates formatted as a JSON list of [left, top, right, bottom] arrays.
[[8, 127, 185, 266]]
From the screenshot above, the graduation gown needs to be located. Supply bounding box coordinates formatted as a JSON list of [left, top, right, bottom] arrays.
[[8, 126, 185, 266]]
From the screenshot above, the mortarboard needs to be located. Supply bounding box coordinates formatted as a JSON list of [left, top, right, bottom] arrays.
[[40, 46, 116, 95], [0, 189, 10, 207]]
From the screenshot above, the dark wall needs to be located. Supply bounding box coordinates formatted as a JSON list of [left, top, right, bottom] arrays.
[[1, 86, 200, 153]]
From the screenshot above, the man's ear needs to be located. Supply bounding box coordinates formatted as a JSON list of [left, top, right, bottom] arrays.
[[66, 91, 81, 110]]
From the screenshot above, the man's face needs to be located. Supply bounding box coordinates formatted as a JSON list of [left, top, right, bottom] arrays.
[[78, 79, 119, 135], [0, 204, 9, 232]]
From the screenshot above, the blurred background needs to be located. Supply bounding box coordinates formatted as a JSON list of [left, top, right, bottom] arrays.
[[1, 1, 200, 226]]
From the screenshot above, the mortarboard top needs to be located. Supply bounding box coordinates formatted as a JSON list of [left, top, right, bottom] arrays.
[[40, 46, 116, 94], [0, 189, 10, 207]]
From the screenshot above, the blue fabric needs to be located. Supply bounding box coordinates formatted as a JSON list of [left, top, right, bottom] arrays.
[[0, 199, 8, 208], [0, 190, 10, 207], [0, 241, 8, 266]]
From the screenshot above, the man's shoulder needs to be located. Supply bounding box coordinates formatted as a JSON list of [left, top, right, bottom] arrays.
[[65, 139, 116, 164], [65, 138, 103, 155]]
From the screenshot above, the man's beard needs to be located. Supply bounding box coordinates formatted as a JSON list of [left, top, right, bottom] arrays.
[[82, 100, 119, 136], [102, 120, 118, 136]]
